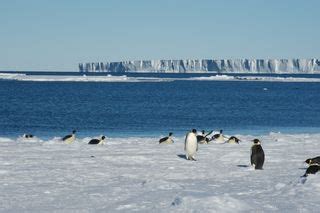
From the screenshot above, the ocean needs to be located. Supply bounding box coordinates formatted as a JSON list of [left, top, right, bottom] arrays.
[[1, 72, 320, 139]]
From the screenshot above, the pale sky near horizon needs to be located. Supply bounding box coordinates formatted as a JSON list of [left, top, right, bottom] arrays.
[[1, 0, 319, 71]]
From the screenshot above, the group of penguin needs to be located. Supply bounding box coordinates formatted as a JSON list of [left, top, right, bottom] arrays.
[[22, 129, 319, 178], [23, 130, 106, 145], [159, 129, 320, 177]]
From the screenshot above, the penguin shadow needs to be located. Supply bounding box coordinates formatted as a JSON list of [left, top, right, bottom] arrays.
[[298, 167, 307, 170], [237, 164, 250, 168], [177, 154, 187, 160]]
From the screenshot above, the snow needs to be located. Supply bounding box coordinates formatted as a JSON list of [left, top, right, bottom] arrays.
[[0, 132, 319, 212], [2, 73, 320, 83], [0, 73, 172, 82]]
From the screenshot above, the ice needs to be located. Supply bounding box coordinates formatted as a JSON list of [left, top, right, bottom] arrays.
[[0, 133, 319, 211], [79, 59, 320, 73], [2, 73, 320, 83]]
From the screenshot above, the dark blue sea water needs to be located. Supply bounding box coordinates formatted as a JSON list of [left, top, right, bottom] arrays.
[[1, 73, 320, 138]]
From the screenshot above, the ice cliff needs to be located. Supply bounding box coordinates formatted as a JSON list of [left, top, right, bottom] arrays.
[[79, 59, 320, 73]]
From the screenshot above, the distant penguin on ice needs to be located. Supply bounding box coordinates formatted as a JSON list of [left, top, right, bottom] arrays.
[[185, 129, 198, 161], [305, 156, 320, 165], [88, 136, 106, 145], [23, 134, 34, 139], [197, 130, 212, 144], [227, 136, 241, 144], [62, 130, 76, 144], [159, 132, 174, 144], [211, 129, 227, 143], [250, 139, 265, 170]]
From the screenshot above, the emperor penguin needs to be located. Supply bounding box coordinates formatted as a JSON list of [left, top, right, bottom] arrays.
[[88, 136, 106, 145], [227, 136, 241, 144], [305, 156, 320, 165], [23, 134, 34, 139], [159, 132, 174, 144], [197, 130, 212, 144], [250, 139, 265, 170], [62, 130, 76, 144], [211, 130, 227, 143], [302, 163, 320, 177], [185, 129, 198, 161]]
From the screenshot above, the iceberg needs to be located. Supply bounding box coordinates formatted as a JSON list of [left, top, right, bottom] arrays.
[[79, 59, 320, 73]]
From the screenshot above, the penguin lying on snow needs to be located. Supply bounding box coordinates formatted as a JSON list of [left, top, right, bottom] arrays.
[[159, 132, 174, 144], [250, 139, 265, 170], [226, 136, 241, 144], [305, 156, 320, 165], [302, 164, 320, 177], [211, 130, 228, 143], [88, 136, 106, 145], [185, 129, 198, 161], [197, 130, 213, 144], [62, 130, 76, 144]]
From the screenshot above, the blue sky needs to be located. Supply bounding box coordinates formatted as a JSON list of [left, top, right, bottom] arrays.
[[1, 0, 319, 71]]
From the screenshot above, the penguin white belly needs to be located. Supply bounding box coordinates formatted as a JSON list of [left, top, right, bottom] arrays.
[[64, 135, 75, 144], [164, 138, 173, 144], [98, 139, 106, 145], [227, 138, 236, 144], [185, 133, 197, 158], [215, 135, 225, 143]]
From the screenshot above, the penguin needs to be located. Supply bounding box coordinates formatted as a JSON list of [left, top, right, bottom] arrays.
[[250, 139, 265, 170], [159, 132, 174, 144], [302, 164, 320, 177], [227, 136, 241, 144], [197, 130, 212, 144], [62, 130, 76, 144], [185, 129, 198, 161], [23, 134, 34, 139], [305, 156, 320, 165], [211, 129, 227, 143], [88, 136, 106, 145]]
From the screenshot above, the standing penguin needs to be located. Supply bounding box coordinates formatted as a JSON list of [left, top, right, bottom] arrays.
[[62, 130, 76, 144], [250, 139, 265, 170], [159, 132, 174, 144], [88, 136, 106, 145], [185, 129, 198, 161]]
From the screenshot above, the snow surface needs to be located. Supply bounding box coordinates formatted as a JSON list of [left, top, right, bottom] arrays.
[[0, 73, 172, 82], [2, 73, 320, 83], [0, 133, 319, 212]]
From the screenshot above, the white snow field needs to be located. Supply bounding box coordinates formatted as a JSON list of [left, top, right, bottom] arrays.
[[0, 133, 319, 212]]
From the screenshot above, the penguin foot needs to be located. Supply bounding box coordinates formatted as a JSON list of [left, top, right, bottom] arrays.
[[190, 157, 197, 161]]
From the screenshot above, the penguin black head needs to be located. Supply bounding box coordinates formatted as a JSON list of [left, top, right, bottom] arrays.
[[252, 139, 261, 144], [192, 129, 197, 134], [101, 136, 106, 140], [72, 130, 76, 134], [305, 158, 312, 165], [169, 132, 173, 136]]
